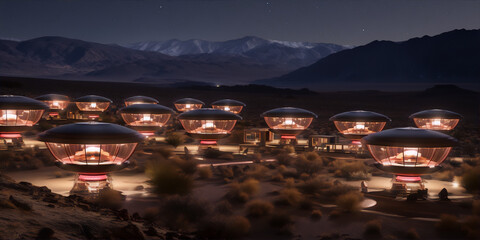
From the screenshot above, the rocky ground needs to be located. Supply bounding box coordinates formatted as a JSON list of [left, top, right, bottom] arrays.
[[0, 174, 193, 240]]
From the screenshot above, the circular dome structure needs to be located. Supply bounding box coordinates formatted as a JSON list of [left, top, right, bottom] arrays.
[[261, 107, 317, 137], [174, 98, 204, 112], [124, 96, 159, 106], [211, 99, 246, 114], [0, 95, 48, 136], [119, 104, 175, 136], [35, 94, 70, 110], [178, 108, 241, 142], [362, 127, 457, 175], [330, 110, 391, 140], [75, 95, 112, 112], [38, 122, 144, 194], [409, 109, 462, 131]]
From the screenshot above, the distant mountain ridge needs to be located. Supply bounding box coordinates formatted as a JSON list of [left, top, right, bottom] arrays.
[[123, 36, 347, 68], [255, 29, 480, 90]]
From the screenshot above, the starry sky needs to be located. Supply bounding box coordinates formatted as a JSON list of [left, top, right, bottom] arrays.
[[0, 0, 479, 46]]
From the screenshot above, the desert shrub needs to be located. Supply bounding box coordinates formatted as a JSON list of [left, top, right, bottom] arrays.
[[225, 178, 260, 203], [284, 178, 296, 188], [0, 198, 15, 209], [245, 164, 270, 180], [160, 195, 209, 230], [204, 148, 222, 159], [165, 132, 185, 148], [251, 153, 262, 163], [364, 219, 382, 237], [95, 189, 124, 210], [405, 228, 420, 240], [215, 200, 233, 215], [299, 199, 313, 210], [297, 176, 333, 195], [283, 146, 295, 154], [271, 172, 284, 182], [146, 159, 193, 195], [435, 214, 464, 237], [246, 199, 274, 217], [294, 152, 323, 174], [461, 167, 480, 193], [328, 210, 341, 219], [324, 183, 358, 200], [433, 170, 455, 181], [269, 212, 293, 235], [172, 155, 197, 175], [225, 216, 251, 238], [332, 160, 369, 180], [278, 188, 304, 206], [310, 209, 322, 220], [276, 153, 293, 166], [151, 146, 173, 159], [336, 192, 363, 213], [198, 167, 213, 179], [217, 166, 234, 178]]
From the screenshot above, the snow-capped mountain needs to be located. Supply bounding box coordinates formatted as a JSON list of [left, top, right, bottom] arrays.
[[123, 36, 348, 68]]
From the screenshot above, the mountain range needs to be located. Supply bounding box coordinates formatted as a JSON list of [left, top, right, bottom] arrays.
[[123, 36, 347, 68], [255, 29, 480, 91], [0, 36, 345, 85]]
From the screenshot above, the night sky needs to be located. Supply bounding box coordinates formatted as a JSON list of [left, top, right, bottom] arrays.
[[0, 0, 479, 45]]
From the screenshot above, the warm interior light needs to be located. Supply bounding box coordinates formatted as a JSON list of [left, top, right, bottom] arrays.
[[1, 113, 17, 120], [354, 122, 365, 130], [90, 102, 97, 108], [83, 145, 101, 160], [142, 114, 152, 122], [202, 120, 215, 129], [224, 106, 230, 111], [283, 118, 294, 125], [140, 132, 155, 136], [185, 104, 191, 109], [52, 101, 60, 107], [432, 119, 441, 126], [403, 148, 420, 158]]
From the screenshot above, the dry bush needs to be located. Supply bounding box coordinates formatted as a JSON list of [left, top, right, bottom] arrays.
[[278, 188, 304, 206], [203, 148, 222, 159], [160, 195, 209, 230], [225, 178, 260, 203], [297, 176, 333, 195], [246, 199, 274, 217], [0, 198, 16, 209], [198, 167, 213, 179], [310, 209, 322, 220], [276, 153, 293, 166], [271, 172, 284, 182], [332, 160, 369, 180], [324, 183, 358, 201], [283, 146, 295, 154], [284, 178, 296, 188], [405, 228, 420, 240], [215, 200, 233, 215], [245, 164, 270, 180], [225, 216, 251, 238], [146, 159, 193, 195], [364, 219, 382, 237], [172, 155, 197, 175], [165, 132, 185, 148], [433, 170, 455, 181], [95, 189, 124, 210], [217, 166, 234, 178], [462, 167, 480, 193], [336, 192, 363, 213], [151, 146, 173, 159], [294, 152, 323, 174], [435, 214, 464, 237]]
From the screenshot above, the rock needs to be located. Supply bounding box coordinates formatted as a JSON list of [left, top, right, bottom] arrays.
[[46, 204, 55, 208], [117, 209, 130, 221], [35, 227, 54, 240], [144, 226, 158, 236], [9, 195, 32, 211], [406, 193, 418, 202], [42, 197, 58, 204], [134, 185, 144, 191], [166, 231, 180, 240], [111, 223, 145, 240], [81, 225, 95, 240], [131, 212, 142, 222], [438, 188, 449, 201]]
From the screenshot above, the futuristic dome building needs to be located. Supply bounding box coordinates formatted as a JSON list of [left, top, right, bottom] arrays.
[[35, 94, 70, 119], [75, 95, 112, 120], [409, 109, 462, 131], [119, 104, 175, 136], [261, 107, 317, 144], [174, 98, 204, 112], [178, 108, 241, 146], [362, 127, 457, 192], [0, 95, 48, 141], [211, 99, 246, 114], [330, 110, 391, 140], [124, 96, 159, 106], [38, 122, 144, 194]]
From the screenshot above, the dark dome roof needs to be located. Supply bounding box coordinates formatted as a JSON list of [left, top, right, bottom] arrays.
[[177, 108, 242, 120], [35, 94, 70, 101], [409, 109, 463, 119], [261, 107, 317, 118], [124, 96, 159, 104], [119, 104, 175, 114], [329, 110, 391, 122], [38, 122, 145, 144], [174, 98, 205, 105], [362, 127, 458, 147], [75, 95, 112, 103], [212, 99, 246, 107], [0, 95, 49, 110]]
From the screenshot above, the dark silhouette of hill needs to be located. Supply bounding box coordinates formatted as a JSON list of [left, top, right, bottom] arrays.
[[255, 29, 480, 90]]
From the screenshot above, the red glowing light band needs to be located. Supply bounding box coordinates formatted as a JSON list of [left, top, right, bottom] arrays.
[[78, 174, 108, 181], [200, 140, 217, 145], [0, 133, 22, 138], [396, 176, 422, 182], [48, 113, 59, 116], [351, 140, 361, 145], [88, 115, 100, 118], [140, 132, 155, 136], [281, 135, 297, 139]]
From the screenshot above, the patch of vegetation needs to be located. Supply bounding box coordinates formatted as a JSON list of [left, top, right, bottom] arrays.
[[310, 209, 322, 220], [198, 167, 213, 179], [269, 212, 294, 235], [336, 191, 363, 213], [160, 195, 209, 230], [246, 199, 274, 218], [277, 188, 304, 207], [461, 167, 480, 193], [332, 160, 370, 180], [225, 178, 260, 203], [165, 132, 185, 148], [364, 219, 382, 237]]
